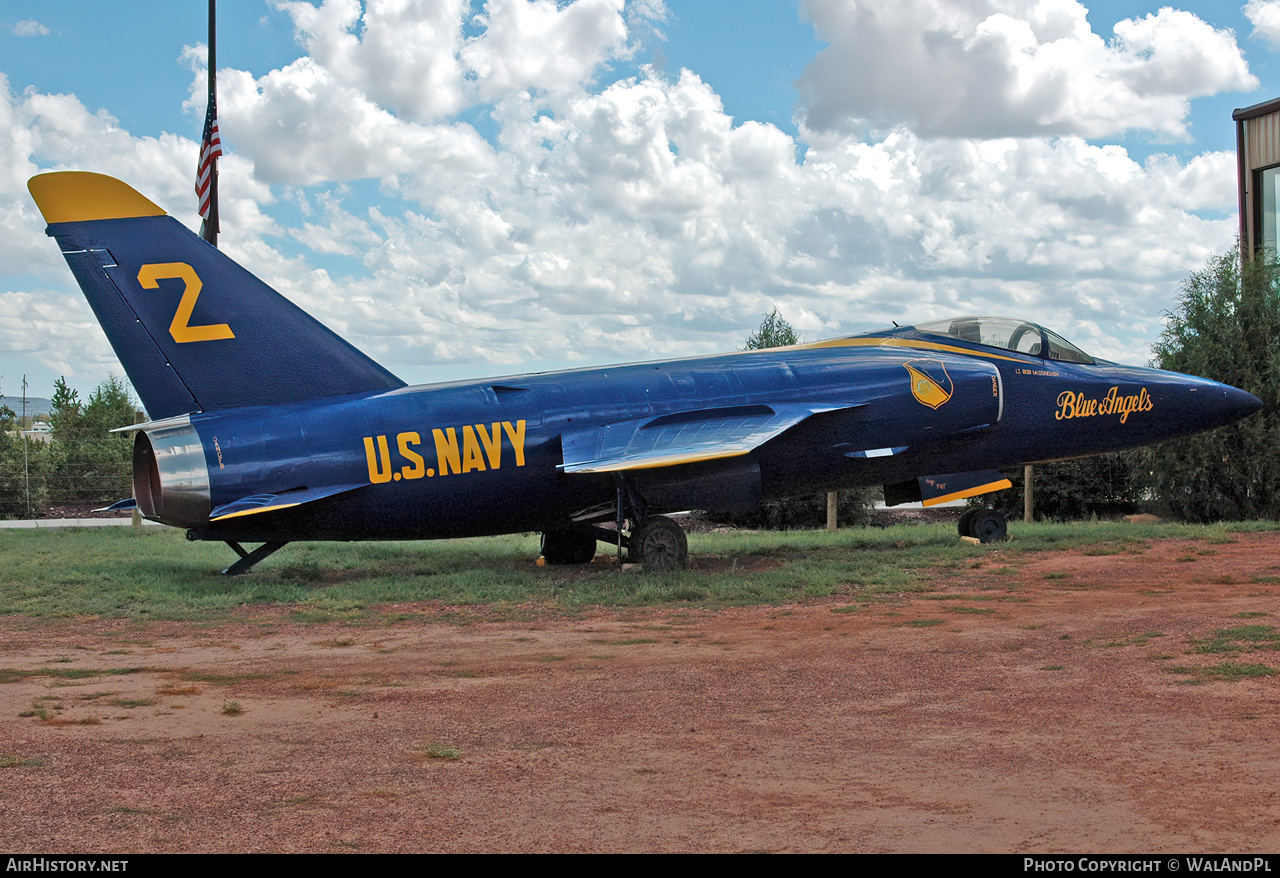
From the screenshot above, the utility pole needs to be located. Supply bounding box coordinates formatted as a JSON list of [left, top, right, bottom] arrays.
[[1024, 464, 1034, 524], [22, 375, 29, 519]]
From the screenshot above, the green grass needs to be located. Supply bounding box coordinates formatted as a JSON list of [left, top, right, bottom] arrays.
[[0, 519, 1277, 622], [1191, 625, 1280, 654], [1201, 662, 1276, 681], [419, 743, 462, 760], [1169, 661, 1277, 683]]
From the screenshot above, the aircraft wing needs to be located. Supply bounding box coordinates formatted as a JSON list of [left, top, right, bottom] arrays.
[[560, 402, 858, 473]]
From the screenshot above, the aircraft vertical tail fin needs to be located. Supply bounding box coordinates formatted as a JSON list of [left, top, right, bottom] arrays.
[[28, 172, 405, 419]]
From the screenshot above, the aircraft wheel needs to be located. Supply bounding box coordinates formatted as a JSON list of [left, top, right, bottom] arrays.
[[630, 516, 688, 571], [957, 508, 980, 538], [541, 530, 598, 565], [971, 509, 1008, 544]]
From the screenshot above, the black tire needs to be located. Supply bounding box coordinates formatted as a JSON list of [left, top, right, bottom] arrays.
[[957, 508, 980, 537], [630, 516, 688, 571], [541, 530, 598, 565], [971, 510, 1008, 544]]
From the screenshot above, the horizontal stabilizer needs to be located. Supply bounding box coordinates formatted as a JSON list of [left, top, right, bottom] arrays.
[[93, 498, 137, 512], [560, 403, 856, 473], [210, 483, 367, 522]]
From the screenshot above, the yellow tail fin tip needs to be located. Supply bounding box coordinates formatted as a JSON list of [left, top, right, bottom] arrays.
[[28, 172, 166, 224]]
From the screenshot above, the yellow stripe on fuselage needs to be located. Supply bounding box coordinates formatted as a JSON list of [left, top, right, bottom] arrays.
[[797, 337, 1026, 363]]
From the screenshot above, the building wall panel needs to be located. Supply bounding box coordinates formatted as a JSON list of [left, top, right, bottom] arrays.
[[1248, 113, 1280, 169]]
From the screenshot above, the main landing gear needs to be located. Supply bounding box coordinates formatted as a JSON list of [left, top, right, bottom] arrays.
[[540, 514, 689, 571], [542, 477, 690, 571], [540, 530, 598, 565], [628, 516, 688, 570], [956, 507, 1009, 544]]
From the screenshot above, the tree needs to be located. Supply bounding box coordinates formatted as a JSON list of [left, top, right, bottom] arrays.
[[0, 385, 17, 515], [0, 383, 45, 518], [1002, 454, 1142, 521], [712, 489, 875, 530], [1147, 248, 1280, 521], [0, 386, 14, 443], [81, 375, 137, 439], [49, 377, 82, 442], [46, 376, 136, 507], [744, 307, 799, 349]]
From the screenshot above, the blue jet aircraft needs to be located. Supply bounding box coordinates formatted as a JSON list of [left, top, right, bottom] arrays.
[[27, 172, 1264, 573]]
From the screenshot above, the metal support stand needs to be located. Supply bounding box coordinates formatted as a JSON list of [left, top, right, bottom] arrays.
[[221, 541, 289, 576], [615, 474, 625, 564]]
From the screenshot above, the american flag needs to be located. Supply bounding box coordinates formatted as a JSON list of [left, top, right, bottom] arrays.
[[195, 95, 222, 221]]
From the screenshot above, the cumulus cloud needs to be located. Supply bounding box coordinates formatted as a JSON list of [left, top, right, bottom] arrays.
[[461, 0, 635, 101], [0, 0, 1251, 393], [0, 288, 118, 382], [227, 63, 1235, 373], [1245, 0, 1280, 49], [274, 0, 471, 120], [795, 0, 1255, 139], [10, 20, 49, 37], [272, 0, 660, 121], [288, 191, 384, 256], [213, 56, 502, 186]]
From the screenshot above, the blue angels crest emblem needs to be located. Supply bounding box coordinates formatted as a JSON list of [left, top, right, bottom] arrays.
[[904, 359, 953, 409]]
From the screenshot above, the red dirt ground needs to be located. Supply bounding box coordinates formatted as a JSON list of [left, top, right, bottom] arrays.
[[3, 530, 1280, 853]]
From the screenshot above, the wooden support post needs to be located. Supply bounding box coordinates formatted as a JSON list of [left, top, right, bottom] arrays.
[[826, 491, 838, 530], [1024, 465, 1034, 524]]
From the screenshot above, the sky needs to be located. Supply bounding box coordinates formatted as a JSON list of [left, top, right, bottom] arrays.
[[3, 0, 1280, 409]]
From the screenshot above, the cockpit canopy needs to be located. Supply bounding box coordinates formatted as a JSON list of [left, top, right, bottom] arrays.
[[911, 316, 1095, 365]]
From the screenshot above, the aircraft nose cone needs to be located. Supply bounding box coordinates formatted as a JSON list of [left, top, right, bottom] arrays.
[[1208, 383, 1262, 427], [1232, 386, 1263, 418]]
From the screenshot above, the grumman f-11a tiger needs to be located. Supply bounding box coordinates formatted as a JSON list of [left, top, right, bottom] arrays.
[[27, 172, 1263, 573]]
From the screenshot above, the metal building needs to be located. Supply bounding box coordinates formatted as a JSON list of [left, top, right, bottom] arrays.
[[1235, 96, 1280, 259]]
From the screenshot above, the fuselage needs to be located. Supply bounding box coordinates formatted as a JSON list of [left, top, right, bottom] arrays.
[[154, 320, 1260, 543]]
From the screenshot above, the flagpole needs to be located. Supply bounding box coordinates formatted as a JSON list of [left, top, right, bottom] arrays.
[[200, 0, 220, 247]]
